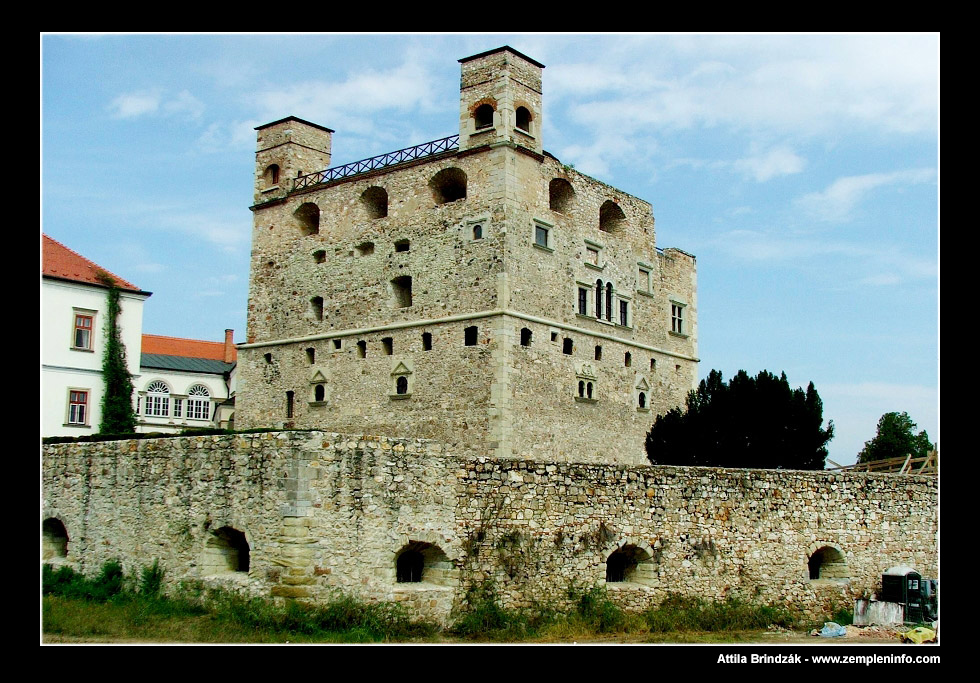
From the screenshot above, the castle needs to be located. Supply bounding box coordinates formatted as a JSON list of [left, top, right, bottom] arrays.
[[236, 47, 697, 465], [42, 48, 936, 624]]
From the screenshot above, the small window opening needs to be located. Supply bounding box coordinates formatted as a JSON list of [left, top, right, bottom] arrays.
[[520, 328, 532, 347], [599, 200, 626, 234], [265, 164, 280, 186], [535, 224, 549, 248], [310, 296, 324, 322], [382, 338, 393, 356], [355, 241, 375, 257], [464, 326, 478, 346], [333, 339, 342, 350], [43, 518, 69, 560], [562, 338, 573, 355], [625, 352, 632, 368], [620, 300, 629, 327], [306, 348, 315, 364], [391, 276, 413, 308], [295, 202, 320, 236], [550, 331, 558, 342], [578, 288, 588, 316], [675, 364, 681, 372], [474, 103, 494, 129], [606, 546, 647, 583], [549, 178, 574, 213], [429, 167, 467, 204], [394, 239, 410, 252], [422, 332, 432, 351], [650, 358, 657, 371], [313, 249, 326, 264], [596, 280, 603, 319], [264, 353, 272, 364], [395, 375, 409, 396], [638, 392, 646, 409], [595, 345, 602, 361], [606, 283, 613, 322], [286, 391, 294, 418], [472, 224, 483, 240], [515, 106, 531, 132], [357, 340, 367, 358], [587, 382, 594, 399], [360, 186, 388, 219], [578, 380, 585, 398], [396, 548, 424, 582], [314, 384, 325, 402]]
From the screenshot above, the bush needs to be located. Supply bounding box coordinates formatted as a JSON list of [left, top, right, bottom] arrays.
[[643, 594, 795, 632]]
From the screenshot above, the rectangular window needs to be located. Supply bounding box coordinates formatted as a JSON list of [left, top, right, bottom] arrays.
[[671, 304, 684, 334], [68, 390, 88, 425], [73, 314, 93, 349], [173, 398, 183, 418], [638, 267, 651, 293], [578, 287, 588, 315], [535, 225, 549, 248], [586, 247, 599, 265], [620, 300, 629, 327], [187, 397, 209, 420]]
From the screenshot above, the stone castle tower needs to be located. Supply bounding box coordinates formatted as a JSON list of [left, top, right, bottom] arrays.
[[237, 46, 698, 464]]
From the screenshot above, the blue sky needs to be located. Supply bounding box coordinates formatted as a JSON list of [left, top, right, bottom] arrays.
[[41, 34, 939, 465]]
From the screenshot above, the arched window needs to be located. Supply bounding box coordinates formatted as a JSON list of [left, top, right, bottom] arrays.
[[264, 164, 280, 186], [638, 392, 646, 409], [599, 200, 626, 233], [43, 518, 69, 560], [429, 168, 467, 204], [808, 546, 849, 581], [313, 384, 325, 402], [186, 385, 211, 420], [203, 527, 250, 575], [397, 548, 424, 582], [515, 106, 531, 132], [586, 382, 593, 399], [596, 280, 603, 320], [625, 352, 632, 368], [360, 186, 388, 219], [578, 380, 585, 398], [472, 223, 483, 240], [474, 103, 494, 129], [394, 541, 452, 585], [549, 178, 574, 213], [396, 376, 409, 395], [605, 544, 654, 584], [145, 380, 170, 417], [605, 282, 613, 322], [295, 202, 320, 236]]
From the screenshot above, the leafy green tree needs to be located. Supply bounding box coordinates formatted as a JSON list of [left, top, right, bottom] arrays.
[[96, 272, 137, 434], [645, 369, 834, 470], [857, 412, 934, 464]]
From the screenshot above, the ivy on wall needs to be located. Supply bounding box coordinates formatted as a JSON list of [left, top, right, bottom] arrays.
[[96, 271, 136, 434]]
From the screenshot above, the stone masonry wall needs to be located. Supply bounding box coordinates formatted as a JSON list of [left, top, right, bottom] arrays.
[[43, 432, 938, 623]]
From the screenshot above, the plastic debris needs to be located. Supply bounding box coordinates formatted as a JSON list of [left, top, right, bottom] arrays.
[[819, 622, 847, 637], [900, 627, 937, 644]]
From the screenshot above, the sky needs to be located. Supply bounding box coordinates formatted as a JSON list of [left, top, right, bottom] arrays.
[[41, 33, 939, 466]]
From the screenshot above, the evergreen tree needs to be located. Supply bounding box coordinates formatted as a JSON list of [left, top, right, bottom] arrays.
[[645, 369, 834, 470], [96, 272, 137, 434], [857, 412, 934, 464]]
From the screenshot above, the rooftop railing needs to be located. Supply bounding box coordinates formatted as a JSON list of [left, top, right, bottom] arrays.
[[293, 135, 460, 190]]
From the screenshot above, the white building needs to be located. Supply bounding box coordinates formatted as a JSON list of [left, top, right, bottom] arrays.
[[42, 235, 149, 437], [137, 331, 237, 433]]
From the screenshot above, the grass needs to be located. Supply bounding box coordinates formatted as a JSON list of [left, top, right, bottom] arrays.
[[43, 563, 804, 644]]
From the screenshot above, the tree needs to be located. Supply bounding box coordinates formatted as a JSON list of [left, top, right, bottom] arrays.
[[858, 412, 934, 464], [645, 369, 834, 470], [96, 272, 137, 434]]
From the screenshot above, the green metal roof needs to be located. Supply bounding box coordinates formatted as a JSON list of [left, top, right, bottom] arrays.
[[140, 354, 234, 375]]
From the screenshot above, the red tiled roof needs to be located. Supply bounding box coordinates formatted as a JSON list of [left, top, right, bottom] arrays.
[[142, 334, 238, 362], [42, 235, 143, 293]]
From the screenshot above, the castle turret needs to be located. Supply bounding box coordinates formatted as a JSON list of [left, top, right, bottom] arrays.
[[458, 46, 544, 155], [254, 117, 333, 202]]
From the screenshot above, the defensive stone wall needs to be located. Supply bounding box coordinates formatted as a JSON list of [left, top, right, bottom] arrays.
[[42, 431, 938, 623]]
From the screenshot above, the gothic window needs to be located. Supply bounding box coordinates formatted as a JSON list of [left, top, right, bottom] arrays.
[[145, 381, 171, 417]]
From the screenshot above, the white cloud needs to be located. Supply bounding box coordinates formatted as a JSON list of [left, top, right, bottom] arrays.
[[108, 90, 162, 119], [796, 168, 936, 222], [734, 146, 805, 182], [108, 88, 204, 120]]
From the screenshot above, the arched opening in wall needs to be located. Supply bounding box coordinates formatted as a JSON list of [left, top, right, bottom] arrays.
[[360, 186, 388, 219], [429, 168, 467, 205], [310, 296, 324, 322], [550, 178, 575, 213], [395, 541, 452, 585], [391, 276, 413, 308], [264, 164, 280, 187], [808, 546, 849, 582], [313, 384, 325, 402], [295, 202, 320, 236], [472, 223, 483, 240], [43, 518, 69, 560], [520, 327, 532, 347], [599, 200, 626, 234], [395, 375, 409, 396], [202, 526, 250, 575], [637, 392, 646, 409], [625, 352, 632, 368], [474, 103, 494, 130], [605, 544, 653, 584], [515, 106, 532, 133]]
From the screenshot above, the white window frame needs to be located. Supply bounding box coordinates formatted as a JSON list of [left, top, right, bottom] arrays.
[[144, 380, 171, 418], [67, 388, 90, 426], [185, 384, 211, 421], [670, 301, 687, 336]]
